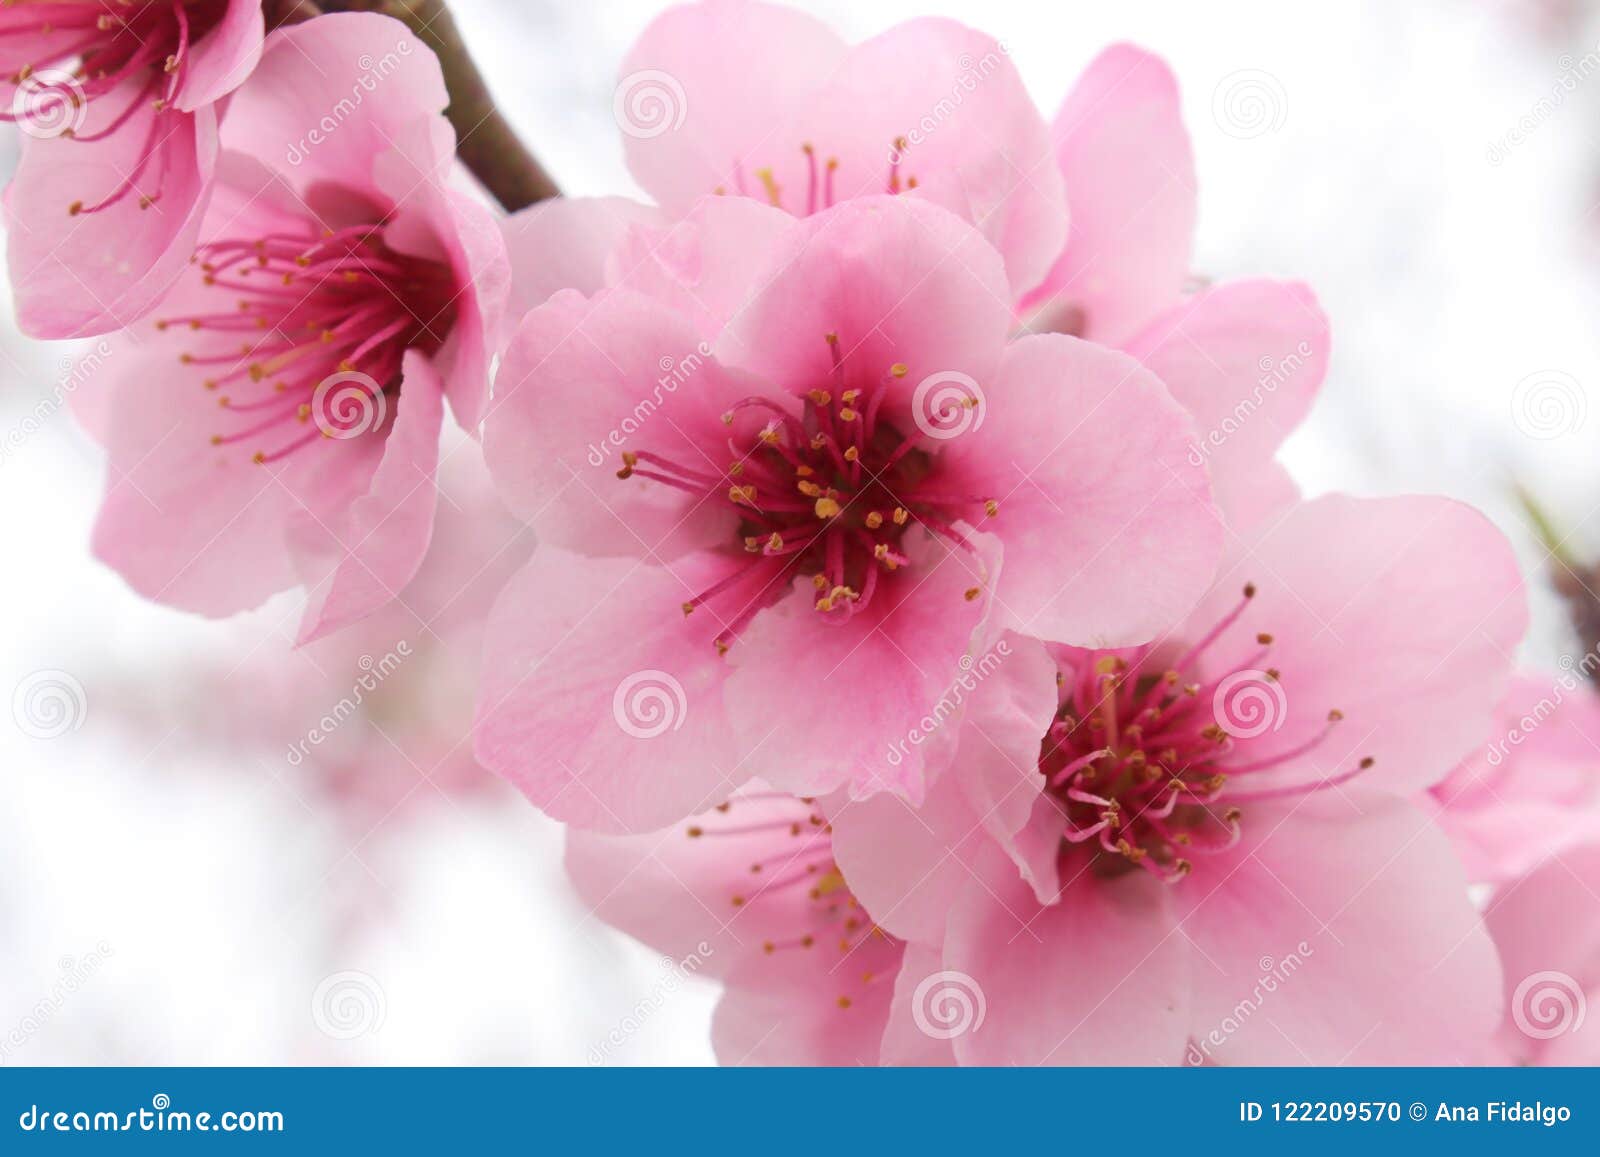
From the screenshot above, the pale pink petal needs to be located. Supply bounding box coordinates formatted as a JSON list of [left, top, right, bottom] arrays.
[[1021, 44, 1195, 345], [176, 0, 265, 110], [878, 942, 958, 1065], [288, 351, 445, 645], [501, 195, 662, 316], [474, 549, 747, 832], [1179, 797, 1502, 1065]]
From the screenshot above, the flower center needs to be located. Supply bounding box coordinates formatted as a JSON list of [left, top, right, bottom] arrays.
[[718, 139, 918, 215], [1041, 584, 1372, 884], [688, 793, 897, 1010], [3, 1, 232, 215], [618, 334, 995, 651], [160, 219, 458, 463]]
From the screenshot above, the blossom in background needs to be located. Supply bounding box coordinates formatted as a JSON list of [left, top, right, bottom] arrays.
[[567, 786, 905, 1066], [826, 495, 1526, 1064], [475, 194, 1222, 831], [2, 0, 265, 337], [616, 0, 1066, 302], [76, 13, 509, 644], [1429, 672, 1600, 885]]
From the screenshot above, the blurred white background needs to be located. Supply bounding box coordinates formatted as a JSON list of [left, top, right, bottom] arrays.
[[4, 0, 1600, 1064]]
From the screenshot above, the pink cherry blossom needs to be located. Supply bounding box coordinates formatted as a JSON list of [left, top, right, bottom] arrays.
[[1429, 672, 1600, 885], [475, 194, 1222, 833], [617, 0, 1066, 300], [77, 12, 509, 643], [831, 493, 1527, 1064], [1483, 843, 1600, 1065], [3, 0, 265, 338], [567, 786, 905, 1065]]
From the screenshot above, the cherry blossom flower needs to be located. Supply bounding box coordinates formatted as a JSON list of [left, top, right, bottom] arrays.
[[3, 0, 265, 337]]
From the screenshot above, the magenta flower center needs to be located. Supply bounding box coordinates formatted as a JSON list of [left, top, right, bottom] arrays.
[[1041, 584, 1371, 884], [618, 335, 995, 651], [3, 0, 232, 215], [159, 220, 458, 463]]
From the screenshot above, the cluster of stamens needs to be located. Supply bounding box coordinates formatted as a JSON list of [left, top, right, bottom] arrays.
[[1041, 584, 1373, 884], [688, 794, 897, 1011], [619, 333, 994, 652], [162, 221, 457, 463], [716, 139, 918, 215], [2, 1, 230, 215]]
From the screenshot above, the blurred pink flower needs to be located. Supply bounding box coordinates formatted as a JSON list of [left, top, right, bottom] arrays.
[[567, 786, 906, 1066], [832, 494, 1527, 1064], [1429, 672, 1600, 885], [76, 13, 509, 644], [3, 0, 264, 337], [475, 194, 1221, 832]]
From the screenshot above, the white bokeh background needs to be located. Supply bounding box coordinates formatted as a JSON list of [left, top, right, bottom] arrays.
[[4, 0, 1600, 1064]]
